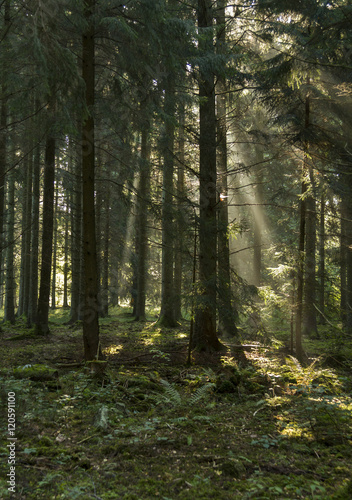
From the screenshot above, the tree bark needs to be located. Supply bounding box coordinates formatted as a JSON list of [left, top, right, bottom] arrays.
[[302, 165, 317, 337], [317, 190, 325, 324], [135, 127, 150, 321], [36, 132, 55, 335], [4, 170, 15, 324], [216, 0, 237, 337], [193, 0, 223, 351], [68, 140, 82, 324], [158, 79, 177, 327], [340, 199, 347, 326], [28, 131, 41, 325], [51, 181, 59, 309], [174, 104, 185, 320], [81, 0, 101, 360]]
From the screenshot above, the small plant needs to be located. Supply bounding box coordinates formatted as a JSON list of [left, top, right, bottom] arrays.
[[150, 379, 215, 408]]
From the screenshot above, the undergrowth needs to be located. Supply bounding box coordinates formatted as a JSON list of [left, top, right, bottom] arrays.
[[0, 307, 351, 499]]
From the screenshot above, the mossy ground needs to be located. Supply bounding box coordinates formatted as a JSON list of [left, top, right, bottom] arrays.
[[0, 306, 351, 499]]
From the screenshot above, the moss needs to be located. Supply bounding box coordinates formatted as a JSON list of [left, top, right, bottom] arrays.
[[13, 364, 58, 381]]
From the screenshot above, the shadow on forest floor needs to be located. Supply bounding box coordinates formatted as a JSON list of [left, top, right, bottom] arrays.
[[0, 306, 352, 499]]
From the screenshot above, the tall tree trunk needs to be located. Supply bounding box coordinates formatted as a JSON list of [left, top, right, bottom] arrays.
[[295, 80, 311, 359], [36, 130, 55, 335], [28, 129, 41, 325], [69, 141, 82, 324], [81, 0, 101, 360], [216, 0, 237, 337], [135, 127, 150, 321], [63, 204, 69, 308], [101, 182, 110, 317], [302, 165, 317, 337], [345, 204, 352, 334], [318, 190, 325, 324], [17, 155, 28, 317], [174, 104, 185, 320], [23, 141, 33, 320], [158, 79, 177, 327], [253, 156, 264, 288], [296, 178, 306, 360], [4, 171, 15, 324], [51, 181, 59, 309], [340, 199, 347, 326], [0, 0, 10, 314], [193, 0, 223, 351]]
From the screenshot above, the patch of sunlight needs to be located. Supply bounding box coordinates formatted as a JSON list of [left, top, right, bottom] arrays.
[[177, 333, 187, 339], [281, 425, 312, 439], [220, 356, 238, 367], [141, 331, 162, 346], [104, 344, 124, 355]]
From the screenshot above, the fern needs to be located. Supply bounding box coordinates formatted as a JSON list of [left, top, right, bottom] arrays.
[[158, 379, 182, 406], [151, 380, 215, 408], [189, 383, 216, 406]]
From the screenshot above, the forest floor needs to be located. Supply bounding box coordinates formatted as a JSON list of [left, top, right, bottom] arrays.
[[0, 307, 352, 499]]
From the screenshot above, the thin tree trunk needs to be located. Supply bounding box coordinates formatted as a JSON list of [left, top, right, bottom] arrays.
[[28, 128, 41, 325], [296, 81, 311, 360], [0, 0, 10, 314], [135, 127, 150, 321], [340, 199, 347, 326], [345, 204, 352, 334], [159, 79, 177, 327], [4, 171, 15, 324], [81, 0, 101, 360], [253, 159, 264, 288], [302, 165, 317, 337], [36, 131, 55, 335], [68, 141, 82, 324], [174, 104, 185, 320], [102, 183, 110, 317], [318, 190, 325, 324], [17, 155, 28, 318], [193, 0, 223, 351], [63, 204, 69, 308], [296, 178, 306, 360], [216, 0, 237, 337], [51, 180, 59, 309]]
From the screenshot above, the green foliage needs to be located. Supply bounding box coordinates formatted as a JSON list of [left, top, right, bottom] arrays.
[[150, 379, 215, 408]]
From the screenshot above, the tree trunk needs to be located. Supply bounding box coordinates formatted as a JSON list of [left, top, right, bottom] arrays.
[[302, 165, 317, 337], [135, 127, 150, 321], [193, 0, 223, 351], [317, 190, 325, 324], [81, 0, 101, 360], [28, 131, 41, 325], [51, 181, 59, 309], [253, 157, 264, 288], [158, 79, 177, 327], [340, 199, 347, 326], [17, 155, 28, 318], [345, 204, 352, 334], [63, 204, 69, 308], [174, 104, 185, 320], [101, 182, 110, 317], [4, 170, 15, 324], [295, 178, 306, 360], [0, 0, 10, 315], [69, 141, 82, 324], [36, 132, 55, 335], [216, 0, 237, 337]]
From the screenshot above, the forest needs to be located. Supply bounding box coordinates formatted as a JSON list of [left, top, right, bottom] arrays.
[[1, 0, 352, 498]]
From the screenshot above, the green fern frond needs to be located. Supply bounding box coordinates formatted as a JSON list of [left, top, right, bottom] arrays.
[[189, 383, 215, 406], [160, 379, 182, 405]]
